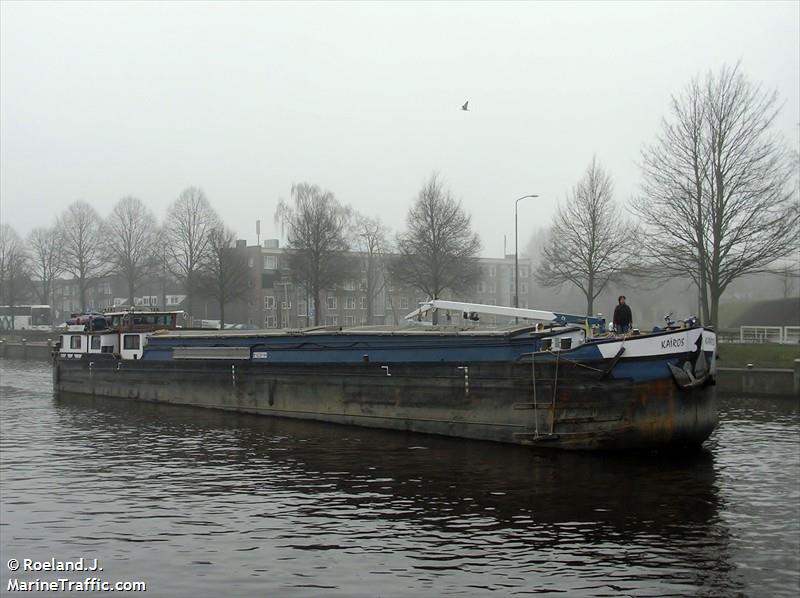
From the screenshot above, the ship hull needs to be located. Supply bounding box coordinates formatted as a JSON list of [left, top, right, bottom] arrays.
[[53, 353, 717, 451]]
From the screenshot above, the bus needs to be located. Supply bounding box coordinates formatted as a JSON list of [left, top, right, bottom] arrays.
[[0, 305, 52, 331]]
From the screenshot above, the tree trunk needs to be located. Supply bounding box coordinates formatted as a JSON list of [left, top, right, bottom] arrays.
[[220, 299, 225, 328], [313, 284, 321, 327], [128, 277, 135, 306], [586, 277, 594, 316], [185, 272, 194, 320], [366, 268, 374, 326], [710, 287, 721, 331], [79, 279, 87, 312]]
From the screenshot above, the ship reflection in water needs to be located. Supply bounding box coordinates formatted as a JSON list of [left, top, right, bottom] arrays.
[[1, 360, 797, 597]]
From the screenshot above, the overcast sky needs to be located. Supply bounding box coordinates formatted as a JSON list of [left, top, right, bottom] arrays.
[[1, 1, 798, 258]]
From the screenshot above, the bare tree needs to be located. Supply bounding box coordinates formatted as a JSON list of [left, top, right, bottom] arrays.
[[200, 227, 250, 327], [57, 201, 109, 311], [390, 174, 481, 321], [354, 214, 390, 325], [536, 158, 639, 315], [164, 187, 220, 318], [27, 227, 63, 315], [106, 196, 158, 305], [275, 183, 353, 326], [636, 64, 799, 329], [774, 262, 800, 299], [0, 224, 31, 326]]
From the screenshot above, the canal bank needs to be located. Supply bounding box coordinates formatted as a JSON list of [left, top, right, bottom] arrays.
[[717, 364, 799, 398], [0, 339, 54, 360]]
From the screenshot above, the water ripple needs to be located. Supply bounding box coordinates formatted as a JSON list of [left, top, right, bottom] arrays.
[[1, 358, 798, 597]]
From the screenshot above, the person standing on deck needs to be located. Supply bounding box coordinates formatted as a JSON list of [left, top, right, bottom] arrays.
[[613, 295, 633, 334]]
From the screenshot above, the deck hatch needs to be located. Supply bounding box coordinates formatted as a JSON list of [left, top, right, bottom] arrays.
[[172, 346, 251, 360]]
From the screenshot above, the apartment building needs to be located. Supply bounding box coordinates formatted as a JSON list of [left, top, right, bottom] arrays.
[[233, 240, 535, 329]]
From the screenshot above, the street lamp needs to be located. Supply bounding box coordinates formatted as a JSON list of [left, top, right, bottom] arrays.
[[515, 194, 538, 310]]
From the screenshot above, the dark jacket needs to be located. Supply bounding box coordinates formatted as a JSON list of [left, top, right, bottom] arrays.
[[613, 303, 632, 326]]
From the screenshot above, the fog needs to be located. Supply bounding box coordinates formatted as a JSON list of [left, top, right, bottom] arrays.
[[1, 1, 798, 258]]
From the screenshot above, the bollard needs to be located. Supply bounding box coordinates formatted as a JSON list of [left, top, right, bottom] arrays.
[[21, 338, 27, 359], [0, 339, 4, 358]]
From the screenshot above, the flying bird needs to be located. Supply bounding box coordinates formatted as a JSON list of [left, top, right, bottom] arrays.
[[461, 100, 469, 111]]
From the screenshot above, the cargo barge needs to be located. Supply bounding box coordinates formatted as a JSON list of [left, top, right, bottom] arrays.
[[52, 301, 717, 450]]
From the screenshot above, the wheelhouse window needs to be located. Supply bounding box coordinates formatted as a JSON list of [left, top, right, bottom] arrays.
[[70, 336, 82, 349], [123, 335, 140, 350], [91, 336, 101, 350]]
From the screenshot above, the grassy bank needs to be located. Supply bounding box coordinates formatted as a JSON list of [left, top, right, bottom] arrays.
[[718, 343, 800, 369]]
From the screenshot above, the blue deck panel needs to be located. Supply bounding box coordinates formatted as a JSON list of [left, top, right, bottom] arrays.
[[140, 332, 703, 384]]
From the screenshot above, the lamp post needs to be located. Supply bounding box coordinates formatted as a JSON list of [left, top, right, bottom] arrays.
[[515, 194, 538, 310]]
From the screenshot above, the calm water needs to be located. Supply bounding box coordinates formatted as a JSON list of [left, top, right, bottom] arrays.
[[1, 359, 798, 597]]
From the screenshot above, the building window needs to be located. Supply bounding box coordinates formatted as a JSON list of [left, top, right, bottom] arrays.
[[281, 299, 292, 310], [91, 336, 101, 350], [326, 296, 337, 311], [345, 297, 356, 310], [264, 255, 278, 270], [344, 315, 355, 326], [399, 297, 409, 310], [70, 336, 82, 350], [123, 335, 140, 350], [359, 279, 368, 291], [298, 300, 307, 316], [265, 316, 277, 328], [264, 296, 275, 310], [343, 280, 356, 291], [360, 296, 368, 310], [489, 265, 496, 277], [325, 315, 339, 326]]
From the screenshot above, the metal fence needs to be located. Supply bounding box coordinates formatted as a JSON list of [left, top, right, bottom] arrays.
[[739, 326, 800, 344]]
